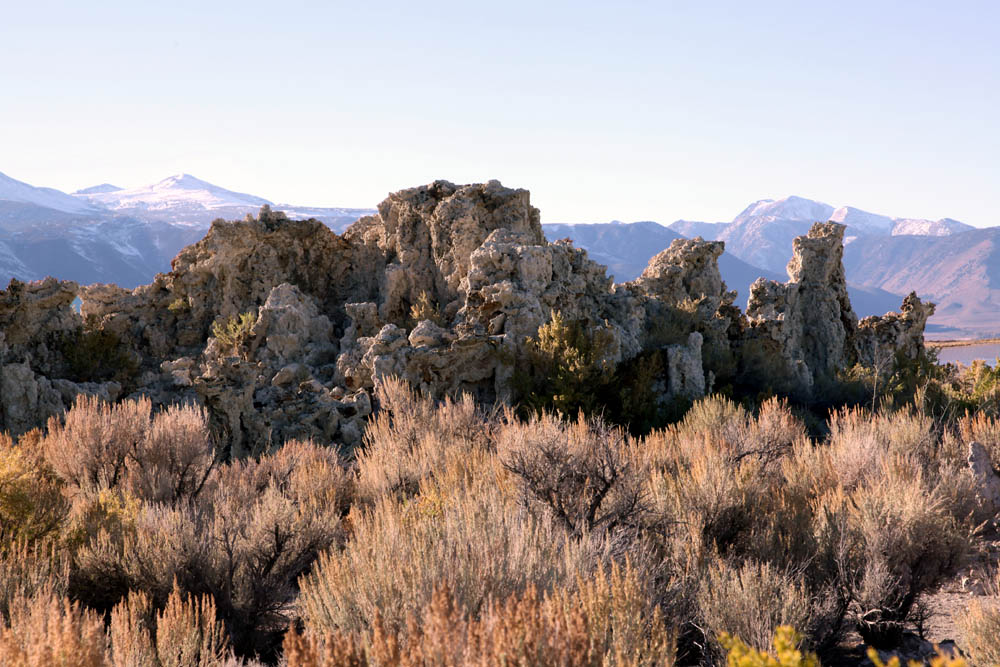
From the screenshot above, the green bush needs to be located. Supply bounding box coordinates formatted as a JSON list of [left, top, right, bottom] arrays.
[[211, 311, 255, 358], [512, 311, 617, 417]]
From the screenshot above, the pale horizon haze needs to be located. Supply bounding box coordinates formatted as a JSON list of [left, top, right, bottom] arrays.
[[2, 1, 998, 225]]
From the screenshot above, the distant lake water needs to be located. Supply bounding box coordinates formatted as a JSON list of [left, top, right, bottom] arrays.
[[934, 343, 1000, 366]]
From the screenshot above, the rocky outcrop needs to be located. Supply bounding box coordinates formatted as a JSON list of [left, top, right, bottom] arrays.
[[631, 238, 731, 307], [855, 292, 936, 370], [744, 223, 861, 393], [742, 223, 937, 395], [0, 278, 123, 436], [358, 180, 544, 325], [0, 277, 80, 373], [968, 441, 1000, 518], [0, 181, 935, 450]]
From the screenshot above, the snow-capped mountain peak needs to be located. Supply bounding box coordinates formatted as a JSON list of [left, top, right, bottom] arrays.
[[828, 206, 894, 234], [732, 195, 835, 226], [152, 173, 252, 196], [73, 184, 123, 195], [75, 173, 273, 220], [0, 171, 97, 215]]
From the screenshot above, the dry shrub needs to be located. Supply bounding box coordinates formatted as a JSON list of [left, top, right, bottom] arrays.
[[63, 486, 143, 559], [0, 540, 71, 620], [555, 561, 675, 666], [0, 434, 67, 545], [297, 478, 594, 637], [500, 413, 647, 537], [125, 404, 216, 505], [357, 378, 491, 503], [777, 411, 973, 647], [0, 586, 230, 667], [647, 432, 769, 562], [155, 583, 229, 667], [42, 397, 215, 506], [824, 407, 938, 489], [73, 439, 349, 660], [696, 561, 813, 657], [841, 462, 970, 646], [290, 563, 674, 666], [108, 590, 156, 667], [42, 396, 150, 494], [959, 412, 1000, 463], [957, 567, 1000, 667], [0, 588, 107, 666], [802, 407, 978, 527], [665, 395, 749, 459], [639, 396, 807, 566], [642, 397, 971, 654], [642, 395, 805, 473]]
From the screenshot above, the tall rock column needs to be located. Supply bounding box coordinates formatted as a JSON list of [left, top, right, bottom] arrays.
[[744, 222, 858, 394]]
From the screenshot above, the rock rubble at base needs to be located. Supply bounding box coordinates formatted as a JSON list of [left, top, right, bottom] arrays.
[[0, 180, 936, 454]]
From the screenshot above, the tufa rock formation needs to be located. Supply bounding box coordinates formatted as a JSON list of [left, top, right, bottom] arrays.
[[744, 223, 860, 392], [0, 180, 934, 452]]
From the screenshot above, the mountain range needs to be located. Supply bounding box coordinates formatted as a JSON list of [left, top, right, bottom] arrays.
[[542, 221, 908, 324], [0, 171, 374, 287], [545, 195, 995, 337], [0, 171, 995, 337], [670, 195, 975, 275]]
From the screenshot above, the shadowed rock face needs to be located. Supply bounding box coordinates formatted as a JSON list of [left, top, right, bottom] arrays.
[[0, 278, 123, 436], [0, 182, 933, 450]]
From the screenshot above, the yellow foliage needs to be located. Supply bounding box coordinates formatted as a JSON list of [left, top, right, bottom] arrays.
[[0, 436, 67, 545], [719, 626, 819, 667], [408, 290, 445, 327], [866, 646, 967, 667]]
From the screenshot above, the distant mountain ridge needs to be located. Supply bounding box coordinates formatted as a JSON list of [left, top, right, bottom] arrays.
[[1, 170, 997, 336], [670, 195, 976, 275], [73, 172, 372, 230], [0, 170, 375, 288], [542, 220, 905, 320], [0, 171, 97, 215]]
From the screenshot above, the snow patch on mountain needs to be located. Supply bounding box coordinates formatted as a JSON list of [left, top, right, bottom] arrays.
[[77, 173, 271, 212], [73, 184, 123, 195], [829, 206, 894, 235], [732, 195, 835, 226], [892, 218, 975, 237], [0, 171, 97, 215]]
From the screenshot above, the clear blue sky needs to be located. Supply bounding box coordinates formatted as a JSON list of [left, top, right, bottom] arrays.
[[1, 1, 997, 225]]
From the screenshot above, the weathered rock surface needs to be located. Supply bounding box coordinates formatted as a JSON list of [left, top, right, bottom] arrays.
[[0, 278, 124, 435], [631, 238, 731, 307], [855, 291, 936, 370], [0, 181, 936, 450], [742, 222, 923, 394], [968, 441, 1000, 519]]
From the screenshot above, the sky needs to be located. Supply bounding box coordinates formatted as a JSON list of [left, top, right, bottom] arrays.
[[1, 1, 998, 225]]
